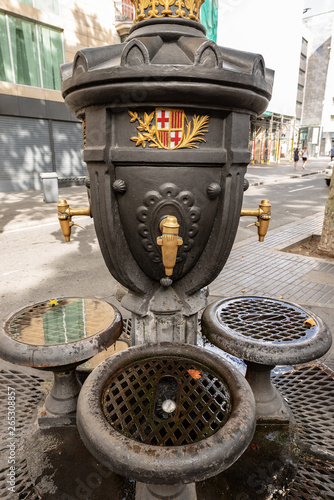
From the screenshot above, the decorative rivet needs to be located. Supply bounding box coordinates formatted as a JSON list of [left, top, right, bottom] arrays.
[[207, 183, 221, 199], [160, 277, 173, 287], [113, 179, 127, 194]]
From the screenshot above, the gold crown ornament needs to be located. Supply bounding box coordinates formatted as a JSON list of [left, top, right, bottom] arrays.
[[130, 0, 205, 23]]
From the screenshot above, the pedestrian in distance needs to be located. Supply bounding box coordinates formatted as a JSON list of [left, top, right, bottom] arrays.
[[302, 148, 308, 169], [293, 147, 299, 170], [330, 144, 334, 161]]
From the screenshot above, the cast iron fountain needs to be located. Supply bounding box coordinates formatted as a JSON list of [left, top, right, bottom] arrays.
[[55, 2, 279, 496], [8, 0, 331, 498]]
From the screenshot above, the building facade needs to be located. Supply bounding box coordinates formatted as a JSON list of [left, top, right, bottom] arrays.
[[300, 9, 334, 157], [217, 0, 303, 164], [0, 0, 133, 191]]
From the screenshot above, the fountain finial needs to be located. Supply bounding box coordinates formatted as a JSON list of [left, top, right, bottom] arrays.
[[130, 0, 205, 24]]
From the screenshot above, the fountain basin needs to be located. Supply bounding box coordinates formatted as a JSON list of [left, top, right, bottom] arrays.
[[77, 342, 256, 484]]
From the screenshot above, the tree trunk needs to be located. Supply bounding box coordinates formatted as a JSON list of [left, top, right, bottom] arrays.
[[319, 168, 334, 257]]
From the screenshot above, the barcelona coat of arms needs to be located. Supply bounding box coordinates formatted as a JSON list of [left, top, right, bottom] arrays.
[[129, 108, 209, 150]]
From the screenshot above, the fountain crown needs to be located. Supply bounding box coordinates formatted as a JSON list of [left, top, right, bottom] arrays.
[[130, 0, 205, 24]]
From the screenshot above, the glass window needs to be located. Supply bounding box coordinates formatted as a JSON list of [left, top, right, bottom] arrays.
[[18, 0, 34, 6], [0, 13, 63, 89], [38, 25, 62, 90], [35, 0, 59, 15], [0, 13, 13, 83], [8, 16, 41, 87], [17, 0, 59, 14]]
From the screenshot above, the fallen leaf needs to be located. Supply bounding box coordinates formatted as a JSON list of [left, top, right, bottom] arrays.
[[188, 369, 202, 379], [250, 443, 259, 451], [278, 296, 283, 299], [304, 317, 316, 326], [240, 289, 246, 293], [48, 299, 58, 307]]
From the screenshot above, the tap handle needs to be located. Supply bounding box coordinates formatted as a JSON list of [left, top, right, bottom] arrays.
[[57, 198, 90, 242], [240, 199, 271, 242], [257, 199, 271, 242]]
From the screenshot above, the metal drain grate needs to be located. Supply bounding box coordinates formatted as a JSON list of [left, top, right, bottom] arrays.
[[323, 354, 334, 374], [218, 297, 315, 343], [273, 365, 334, 458], [0, 369, 49, 499], [121, 318, 132, 341], [102, 357, 232, 446], [287, 457, 334, 499], [0, 460, 39, 500]]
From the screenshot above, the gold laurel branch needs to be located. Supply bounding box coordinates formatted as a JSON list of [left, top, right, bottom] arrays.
[[175, 114, 209, 149], [129, 111, 161, 148]]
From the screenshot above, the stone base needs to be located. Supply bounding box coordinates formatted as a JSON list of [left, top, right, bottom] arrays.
[[136, 482, 197, 500]]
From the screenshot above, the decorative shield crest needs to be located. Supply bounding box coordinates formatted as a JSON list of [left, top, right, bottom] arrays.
[[155, 108, 185, 149], [129, 108, 209, 150]]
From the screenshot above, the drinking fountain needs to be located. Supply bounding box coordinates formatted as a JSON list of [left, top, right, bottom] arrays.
[[53, 0, 284, 497]]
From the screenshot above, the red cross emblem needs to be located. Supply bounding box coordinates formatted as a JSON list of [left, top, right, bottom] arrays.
[[156, 108, 184, 149]]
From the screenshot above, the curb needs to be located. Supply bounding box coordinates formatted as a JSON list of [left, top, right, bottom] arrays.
[[249, 170, 325, 187]]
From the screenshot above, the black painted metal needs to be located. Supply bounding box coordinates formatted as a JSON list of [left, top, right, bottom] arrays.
[[60, 16, 273, 303]]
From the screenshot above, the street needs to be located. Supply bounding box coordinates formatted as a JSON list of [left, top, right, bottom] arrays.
[[237, 172, 329, 242]]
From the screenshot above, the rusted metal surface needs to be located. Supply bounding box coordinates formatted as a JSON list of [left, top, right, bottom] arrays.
[[202, 296, 332, 366], [77, 342, 256, 484], [0, 342, 333, 498], [102, 357, 232, 446]]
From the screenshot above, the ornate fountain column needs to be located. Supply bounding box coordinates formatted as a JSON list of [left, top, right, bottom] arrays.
[[59, 0, 273, 345]]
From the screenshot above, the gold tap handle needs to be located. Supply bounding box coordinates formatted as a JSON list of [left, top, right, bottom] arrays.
[[156, 216, 183, 276], [240, 199, 271, 242], [57, 198, 90, 242]]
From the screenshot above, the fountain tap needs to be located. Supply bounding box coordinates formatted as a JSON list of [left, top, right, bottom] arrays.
[[157, 216, 183, 277], [240, 199, 271, 242], [57, 198, 90, 242]]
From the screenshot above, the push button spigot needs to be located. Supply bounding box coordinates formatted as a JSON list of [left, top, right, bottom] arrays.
[[240, 199, 271, 242], [57, 198, 90, 242], [157, 216, 183, 277]]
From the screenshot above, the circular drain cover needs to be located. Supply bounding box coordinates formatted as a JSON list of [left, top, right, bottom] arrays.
[[102, 357, 232, 446], [216, 297, 316, 343]]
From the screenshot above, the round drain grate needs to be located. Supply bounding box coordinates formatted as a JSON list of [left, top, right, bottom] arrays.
[[217, 297, 315, 344], [102, 357, 232, 446]]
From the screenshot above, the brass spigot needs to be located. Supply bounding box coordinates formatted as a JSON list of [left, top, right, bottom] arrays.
[[240, 199, 271, 242], [157, 216, 183, 276], [57, 198, 90, 242]]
